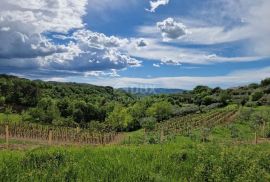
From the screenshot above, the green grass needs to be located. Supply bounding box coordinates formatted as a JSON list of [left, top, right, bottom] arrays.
[[0, 140, 269, 181]]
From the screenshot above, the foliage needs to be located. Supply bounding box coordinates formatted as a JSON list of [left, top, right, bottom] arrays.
[[140, 117, 156, 131], [146, 101, 173, 122], [106, 104, 135, 131], [261, 78, 270, 87]]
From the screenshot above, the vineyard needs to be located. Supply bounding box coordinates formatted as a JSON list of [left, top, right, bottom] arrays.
[[0, 107, 239, 146], [0, 123, 120, 145], [145, 106, 239, 142]]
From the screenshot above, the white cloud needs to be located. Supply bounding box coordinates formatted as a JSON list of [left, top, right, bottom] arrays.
[[161, 58, 182, 66], [138, 0, 270, 58], [31, 29, 141, 73], [139, 22, 251, 45], [87, 66, 270, 89], [45, 77, 68, 82], [153, 63, 160, 68], [0, 0, 87, 60], [84, 69, 119, 77], [73, 30, 129, 48], [146, 0, 170, 13], [157, 18, 189, 41], [125, 38, 263, 65], [0, 0, 142, 77]]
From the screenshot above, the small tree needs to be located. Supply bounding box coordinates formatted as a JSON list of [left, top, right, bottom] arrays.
[[146, 101, 173, 122], [140, 117, 156, 131], [106, 104, 134, 131]]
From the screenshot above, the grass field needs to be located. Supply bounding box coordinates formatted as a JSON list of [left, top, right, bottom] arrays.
[[0, 106, 270, 181]]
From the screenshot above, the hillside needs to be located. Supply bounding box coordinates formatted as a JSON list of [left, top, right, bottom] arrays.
[[0, 74, 270, 131]]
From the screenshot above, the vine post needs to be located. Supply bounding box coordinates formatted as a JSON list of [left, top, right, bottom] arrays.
[[5, 125, 9, 146], [48, 130, 53, 145], [254, 132, 258, 145]]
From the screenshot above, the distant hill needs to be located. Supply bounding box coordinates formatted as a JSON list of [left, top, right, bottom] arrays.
[[120, 88, 185, 95]]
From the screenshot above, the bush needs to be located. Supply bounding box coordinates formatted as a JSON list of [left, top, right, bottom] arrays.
[[146, 101, 173, 122], [172, 104, 200, 116], [140, 117, 156, 131]]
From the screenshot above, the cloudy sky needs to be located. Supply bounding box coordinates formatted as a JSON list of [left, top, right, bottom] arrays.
[[0, 0, 270, 89]]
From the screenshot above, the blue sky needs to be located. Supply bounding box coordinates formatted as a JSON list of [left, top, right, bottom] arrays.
[[0, 0, 270, 89]]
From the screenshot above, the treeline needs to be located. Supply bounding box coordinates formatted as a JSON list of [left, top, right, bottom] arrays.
[[0, 74, 270, 132]]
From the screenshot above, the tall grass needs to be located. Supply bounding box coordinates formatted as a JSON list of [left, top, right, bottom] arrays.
[[0, 142, 269, 181]]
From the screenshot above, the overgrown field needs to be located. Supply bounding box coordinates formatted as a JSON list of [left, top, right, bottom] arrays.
[[0, 106, 270, 181], [0, 142, 270, 181]]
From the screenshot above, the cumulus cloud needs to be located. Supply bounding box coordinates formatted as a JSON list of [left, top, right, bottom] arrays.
[[0, 0, 87, 59], [146, 0, 170, 13], [157, 18, 189, 40], [161, 58, 182, 66], [0, 0, 141, 77]]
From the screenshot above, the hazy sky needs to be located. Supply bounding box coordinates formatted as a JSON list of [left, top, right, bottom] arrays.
[[0, 0, 270, 89]]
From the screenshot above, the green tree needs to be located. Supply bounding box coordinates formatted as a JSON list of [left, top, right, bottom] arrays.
[[57, 98, 74, 118], [30, 98, 61, 124], [219, 91, 231, 105], [202, 96, 216, 105], [130, 101, 147, 122], [106, 104, 134, 131], [261, 78, 270, 87], [146, 101, 173, 122]]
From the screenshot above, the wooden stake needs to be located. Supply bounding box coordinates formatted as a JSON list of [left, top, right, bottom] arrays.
[[255, 132, 258, 145], [160, 128, 164, 143], [48, 130, 53, 145], [76, 126, 80, 134], [5, 125, 9, 146]]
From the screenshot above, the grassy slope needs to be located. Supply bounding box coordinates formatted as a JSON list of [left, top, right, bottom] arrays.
[[0, 106, 270, 181]]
